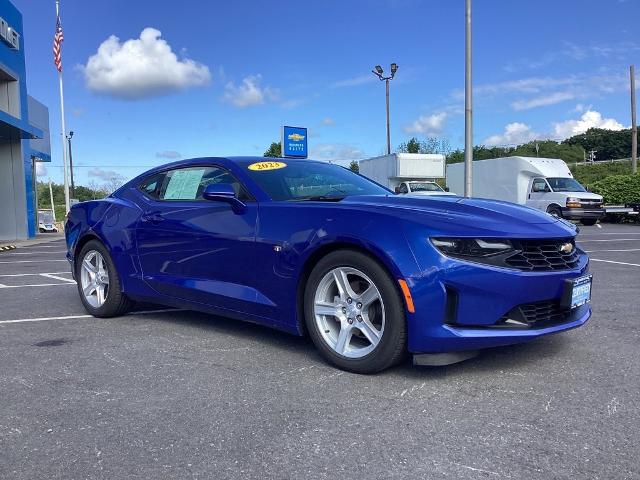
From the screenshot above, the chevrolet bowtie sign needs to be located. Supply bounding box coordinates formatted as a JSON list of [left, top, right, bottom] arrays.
[[0, 17, 20, 50], [281, 126, 308, 159]]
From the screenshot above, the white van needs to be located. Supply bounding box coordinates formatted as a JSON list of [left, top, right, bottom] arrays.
[[447, 156, 604, 225]]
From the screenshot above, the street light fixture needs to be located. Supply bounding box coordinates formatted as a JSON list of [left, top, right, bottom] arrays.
[[66, 130, 75, 198], [372, 63, 399, 155]]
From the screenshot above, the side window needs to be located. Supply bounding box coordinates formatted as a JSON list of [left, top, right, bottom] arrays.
[[398, 183, 408, 194], [531, 178, 548, 193], [157, 166, 252, 202], [138, 172, 165, 199]]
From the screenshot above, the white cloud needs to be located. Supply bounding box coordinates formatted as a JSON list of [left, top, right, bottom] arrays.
[[322, 117, 335, 126], [310, 143, 365, 166], [512, 91, 576, 110], [331, 74, 375, 88], [88, 167, 121, 181], [35, 163, 47, 177], [404, 112, 448, 136], [156, 150, 181, 159], [484, 122, 539, 146], [553, 110, 624, 139], [221, 74, 276, 107], [80, 27, 211, 99]]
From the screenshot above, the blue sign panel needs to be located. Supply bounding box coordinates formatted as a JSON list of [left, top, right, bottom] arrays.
[[281, 126, 308, 158]]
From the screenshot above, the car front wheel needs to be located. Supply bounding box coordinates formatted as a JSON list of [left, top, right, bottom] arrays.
[[76, 239, 132, 317], [304, 250, 407, 374]]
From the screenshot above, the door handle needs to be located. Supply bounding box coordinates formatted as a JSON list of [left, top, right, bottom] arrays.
[[141, 212, 165, 224]]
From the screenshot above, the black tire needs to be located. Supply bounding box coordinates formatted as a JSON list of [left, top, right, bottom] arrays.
[[581, 219, 598, 226], [548, 206, 563, 219], [304, 250, 407, 374], [76, 239, 132, 317]]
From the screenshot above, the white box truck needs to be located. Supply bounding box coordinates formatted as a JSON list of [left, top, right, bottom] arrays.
[[447, 156, 604, 225], [358, 153, 456, 196]]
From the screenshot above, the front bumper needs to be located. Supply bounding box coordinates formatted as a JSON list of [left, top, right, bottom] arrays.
[[560, 207, 605, 220], [404, 250, 591, 354]]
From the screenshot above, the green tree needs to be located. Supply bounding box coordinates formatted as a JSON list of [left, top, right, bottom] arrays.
[[348, 160, 359, 173], [263, 142, 282, 158], [397, 137, 451, 155]]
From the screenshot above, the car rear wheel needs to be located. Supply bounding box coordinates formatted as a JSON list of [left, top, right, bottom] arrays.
[[304, 250, 407, 374], [76, 240, 132, 317]]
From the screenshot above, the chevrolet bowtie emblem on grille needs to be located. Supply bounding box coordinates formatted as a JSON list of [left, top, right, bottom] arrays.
[[559, 242, 574, 254]]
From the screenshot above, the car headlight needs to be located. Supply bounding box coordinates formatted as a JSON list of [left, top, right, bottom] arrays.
[[431, 237, 515, 258], [566, 197, 581, 208]]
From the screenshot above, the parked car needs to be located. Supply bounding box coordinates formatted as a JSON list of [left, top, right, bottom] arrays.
[[397, 180, 457, 196], [65, 157, 592, 373], [38, 210, 58, 233], [447, 156, 605, 225]]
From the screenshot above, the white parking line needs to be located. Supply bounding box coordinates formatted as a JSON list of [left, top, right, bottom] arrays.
[[591, 259, 640, 267], [0, 272, 70, 277], [585, 248, 640, 253], [16, 243, 65, 248], [6, 251, 67, 255], [39, 273, 76, 283], [0, 259, 68, 264], [0, 282, 75, 289], [578, 239, 640, 243], [0, 308, 185, 324]]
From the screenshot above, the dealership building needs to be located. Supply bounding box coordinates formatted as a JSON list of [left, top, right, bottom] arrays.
[[0, 0, 51, 241]]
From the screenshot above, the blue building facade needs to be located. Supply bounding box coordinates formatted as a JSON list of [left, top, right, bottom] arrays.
[[0, 0, 50, 241]]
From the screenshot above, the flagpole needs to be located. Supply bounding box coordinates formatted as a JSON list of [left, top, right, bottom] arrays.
[[56, 0, 70, 213]]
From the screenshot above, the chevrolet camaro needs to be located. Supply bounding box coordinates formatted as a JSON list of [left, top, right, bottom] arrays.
[[65, 157, 592, 373]]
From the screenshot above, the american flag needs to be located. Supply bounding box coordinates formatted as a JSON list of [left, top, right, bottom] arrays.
[[53, 16, 64, 72]]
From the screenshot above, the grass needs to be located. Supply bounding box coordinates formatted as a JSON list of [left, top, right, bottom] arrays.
[[570, 160, 633, 186]]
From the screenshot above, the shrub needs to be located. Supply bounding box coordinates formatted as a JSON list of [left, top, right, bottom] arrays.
[[588, 174, 640, 205]]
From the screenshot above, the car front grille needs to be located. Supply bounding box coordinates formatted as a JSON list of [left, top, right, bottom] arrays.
[[497, 300, 570, 329], [505, 238, 580, 272], [579, 199, 603, 208]]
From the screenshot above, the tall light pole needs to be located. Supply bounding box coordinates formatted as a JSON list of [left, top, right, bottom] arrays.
[[631, 65, 637, 174], [464, 0, 473, 197], [372, 63, 398, 155], [66, 130, 75, 198]]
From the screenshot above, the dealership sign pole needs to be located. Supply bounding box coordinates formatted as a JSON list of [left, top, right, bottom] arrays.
[[54, 0, 70, 213]]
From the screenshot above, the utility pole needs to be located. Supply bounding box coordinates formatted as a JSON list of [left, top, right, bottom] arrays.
[[66, 131, 75, 197], [631, 65, 637, 174], [372, 63, 398, 155], [49, 179, 56, 222], [464, 0, 473, 197]]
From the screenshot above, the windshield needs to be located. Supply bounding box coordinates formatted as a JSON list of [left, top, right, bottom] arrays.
[[546, 177, 586, 193], [409, 182, 443, 192], [38, 212, 54, 223], [244, 161, 390, 201]]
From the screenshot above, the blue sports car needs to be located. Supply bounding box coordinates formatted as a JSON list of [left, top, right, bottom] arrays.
[[65, 157, 592, 373]]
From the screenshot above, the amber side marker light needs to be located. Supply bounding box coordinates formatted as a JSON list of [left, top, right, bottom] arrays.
[[398, 279, 415, 313]]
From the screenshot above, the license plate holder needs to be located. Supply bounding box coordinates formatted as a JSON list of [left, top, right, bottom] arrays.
[[561, 275, 592, 309]]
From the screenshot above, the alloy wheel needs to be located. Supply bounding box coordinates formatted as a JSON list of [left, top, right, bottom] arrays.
[[313, 266, 385, 358], [80, 250, 110, 308]]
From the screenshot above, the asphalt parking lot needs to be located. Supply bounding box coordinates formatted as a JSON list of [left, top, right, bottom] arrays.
[[1, 225, 639, 479]]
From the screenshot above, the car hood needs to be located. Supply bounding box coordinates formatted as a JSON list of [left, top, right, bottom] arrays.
[[341, 195, 577, 237]]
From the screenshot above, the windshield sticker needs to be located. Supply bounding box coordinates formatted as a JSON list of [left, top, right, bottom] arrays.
[[248, 161, 287, 171]]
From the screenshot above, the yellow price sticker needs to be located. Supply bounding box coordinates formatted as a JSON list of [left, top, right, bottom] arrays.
[[248, 161, 287, 171]]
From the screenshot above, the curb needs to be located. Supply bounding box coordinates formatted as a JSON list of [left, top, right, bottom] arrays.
[[0, 245, 17, 252]]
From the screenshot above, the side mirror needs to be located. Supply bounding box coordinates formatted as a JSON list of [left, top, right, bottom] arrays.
[[445, 186, 450, 192], [202, 183, 246, 214], [394, 186, 401, 194]]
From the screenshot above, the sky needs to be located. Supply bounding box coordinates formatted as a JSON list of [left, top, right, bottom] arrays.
[[15, 0, 640, 186]]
